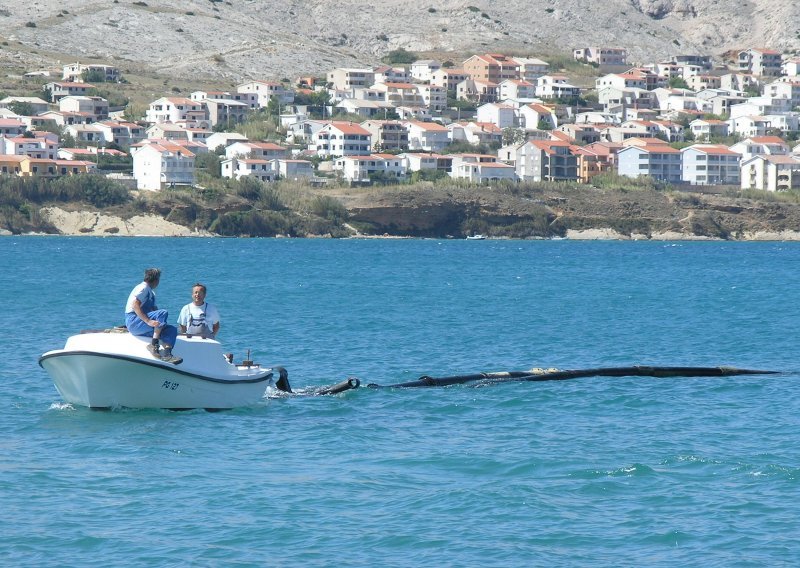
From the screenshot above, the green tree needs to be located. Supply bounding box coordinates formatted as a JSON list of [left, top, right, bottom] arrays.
[[382, 48, 416, 65], [82, 69, 106, 83], [668, 76, 690, 89], [194, 152, 222, 178], [502, 127, 526, 145], [8, 101, 34, 116]]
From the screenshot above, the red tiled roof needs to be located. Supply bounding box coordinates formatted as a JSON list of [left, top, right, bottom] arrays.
[[683, 144, 739, 156]]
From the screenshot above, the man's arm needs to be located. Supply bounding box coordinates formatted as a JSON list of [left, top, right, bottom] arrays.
[[133, 299, 157, 327]]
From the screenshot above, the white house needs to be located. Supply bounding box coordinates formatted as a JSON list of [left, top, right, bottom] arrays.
[[131, 141, 195, 191], [44, 81, 95, 102], [38, 110, 93, 127], [62, 62, 120, 83], [514, 57, 550, 81], [573, 47, 627, 66], [727, 116, 772, 138], [738, 48, 783, 77], [225, 141, 288, 160], [729, 136, 790, 161], [272, 159, 315, 180], [514, 140, 579, 182], [596, 73, 646, 91], [760, 113, 800, 134], [741, 155, 800, 191], [335, 153, 407, 183], [404, 120, 450, 151], [285, 119, 328, 145], [417, 84, 447, 112], [498, 79, 536, 102], [450, 158, 518, 183], [763, 81, 800, 109], [575, 111, 620, 126], [456, 78, 498, 103], [689, 119, 730, 141], [400, 152, 452, 174], [220, 157, 277, 182], [63, 124, 107, 144], [430, 68, 470, 91], [0, 118, 28, 136], [681, 144, 741, 185], [204, 99, 250, 128], [327, 68, 376, 91], [729, 97, 791, 119], [236, 81, 295, 107], [535, 75, 580, 99], [205, 132, 248, 152], [94, 120, 146, 147], [335, 98, 385, 118], [373, 65, 410, 85], [314, 121, 372, 158], [476, 103, 517, 129], [146, 123, 189, 141], [707, 94, 747, 116], [616, 140, 682, 183], [783, 58, 800, 77], [145, 97, 208, 126], [720, 73, 759, 92], [0, 131, 59, 159], [519, 103, 557, 130], [58, 96, 109, 120], [410, 60, 441, 83]]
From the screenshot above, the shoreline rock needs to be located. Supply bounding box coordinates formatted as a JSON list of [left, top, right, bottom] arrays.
[[39, 207, 215, 237], [17, 207, 800, 242]]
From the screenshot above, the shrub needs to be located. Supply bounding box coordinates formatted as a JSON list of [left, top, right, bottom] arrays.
[[52, 174, 131, 208], [210, 210, 293, 237], [382, 48, 416, 65], [309, 195, 347, 222]]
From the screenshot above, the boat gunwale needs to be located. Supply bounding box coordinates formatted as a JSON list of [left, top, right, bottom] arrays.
[[39, 350, 273, 385]]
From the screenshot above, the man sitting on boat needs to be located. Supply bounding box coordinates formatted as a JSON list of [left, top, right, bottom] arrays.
[[125, 268, 181, 364], [178, 282, 220, 339]]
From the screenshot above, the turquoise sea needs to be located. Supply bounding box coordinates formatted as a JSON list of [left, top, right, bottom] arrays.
[[2, 236, 800, 566]]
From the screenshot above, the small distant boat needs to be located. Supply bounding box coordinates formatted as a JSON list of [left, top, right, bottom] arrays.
[[39, 329, 283, 410], [466, 234, 486, 240]]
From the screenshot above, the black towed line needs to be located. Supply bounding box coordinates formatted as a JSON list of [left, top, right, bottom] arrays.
[[365, 366, 781, 389]]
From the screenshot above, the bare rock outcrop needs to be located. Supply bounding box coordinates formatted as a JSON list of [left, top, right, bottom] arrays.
[[0, 0, 796, 82]]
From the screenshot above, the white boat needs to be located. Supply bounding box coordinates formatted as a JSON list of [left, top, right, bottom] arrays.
[[39, 329, 280, 410], [466, 234, 486, 240]]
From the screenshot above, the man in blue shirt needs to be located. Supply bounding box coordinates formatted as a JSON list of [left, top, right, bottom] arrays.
[[125, 268, 181, 364]]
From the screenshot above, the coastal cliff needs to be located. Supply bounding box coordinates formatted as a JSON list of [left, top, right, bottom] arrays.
[[20, 184, 800, 240]]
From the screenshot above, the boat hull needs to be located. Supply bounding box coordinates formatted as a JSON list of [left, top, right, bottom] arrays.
[[39, 332, 274, 409]]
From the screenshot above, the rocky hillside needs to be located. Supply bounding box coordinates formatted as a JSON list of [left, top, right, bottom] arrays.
[[0, 0, 797, 84]]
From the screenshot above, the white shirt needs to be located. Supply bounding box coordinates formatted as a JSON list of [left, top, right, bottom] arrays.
[[178, 302, 220, 332], [125, 282, 155, 314]]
